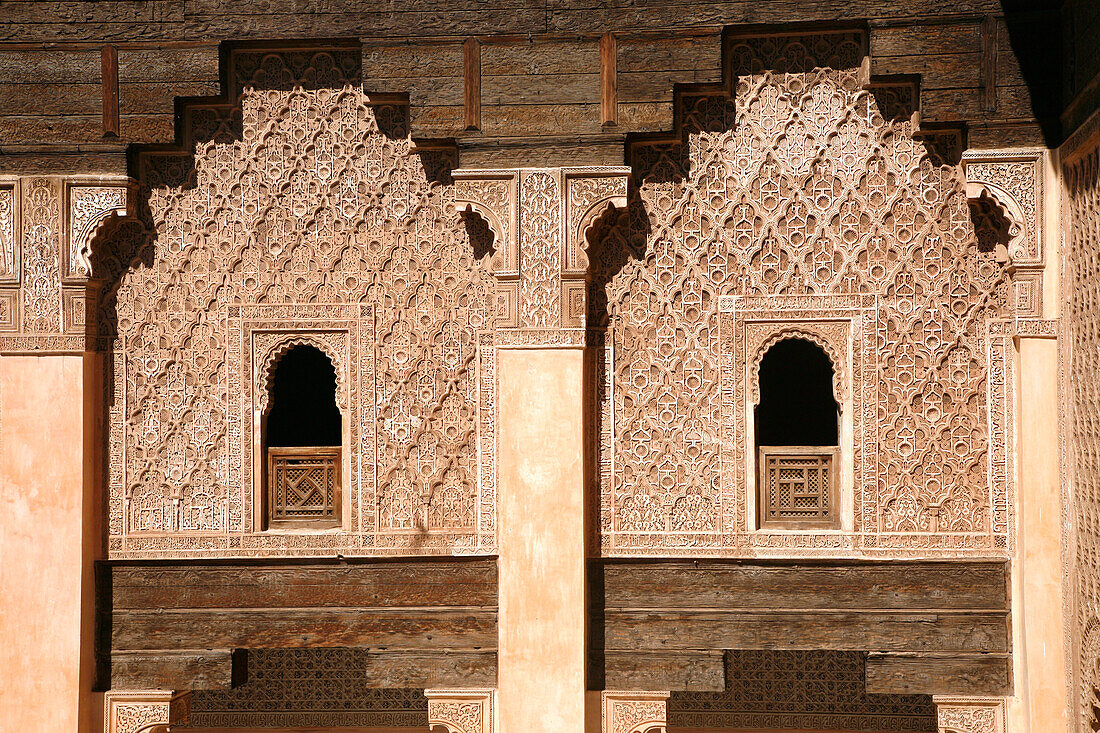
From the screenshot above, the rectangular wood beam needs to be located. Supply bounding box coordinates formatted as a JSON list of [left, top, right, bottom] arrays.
[[866, 652, 1011, 696], [101, 44, 119, 137], [464, 37, 481, 130], [600, 32, 617, 126]]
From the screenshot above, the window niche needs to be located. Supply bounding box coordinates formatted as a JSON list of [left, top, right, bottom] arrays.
[[754, 337, 841, 530], [263, 342, 343, 529]]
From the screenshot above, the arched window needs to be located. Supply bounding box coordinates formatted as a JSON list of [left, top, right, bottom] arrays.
[[265, 344, 341, 528], [755, 338, 839, 529]]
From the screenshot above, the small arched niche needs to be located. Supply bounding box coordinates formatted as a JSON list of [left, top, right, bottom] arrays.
[[754, 337, 840, 529], [264, 343, 342, 528]]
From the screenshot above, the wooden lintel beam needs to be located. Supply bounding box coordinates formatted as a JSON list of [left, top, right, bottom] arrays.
[[865, 652, 1011, 697], [595, 650, 725, 692]]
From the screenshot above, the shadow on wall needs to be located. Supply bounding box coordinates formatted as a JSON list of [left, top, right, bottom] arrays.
[[1000, 0, 1064, 145]]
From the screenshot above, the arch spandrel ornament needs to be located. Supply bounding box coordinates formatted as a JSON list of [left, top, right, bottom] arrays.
[[425, 688, 495, 733], [104, 690, 191, 733], [602, 690, 669, 733]]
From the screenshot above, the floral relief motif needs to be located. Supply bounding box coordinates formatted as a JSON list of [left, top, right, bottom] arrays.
[[0, 184, 15, 279], [21, 177, 61, 333], [591, 31, 1012, 556], [426, 688, 495, 733], [933, 696, 1006, 733], [603, 691, 669, 733], [100, 49, 497, 557], [104, 690, 190, 733]]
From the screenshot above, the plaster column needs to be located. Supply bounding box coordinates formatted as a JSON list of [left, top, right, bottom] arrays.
[[497, 347, 586, 733], [1011, 333, 1069, 733], [0, 353, 99, 732]]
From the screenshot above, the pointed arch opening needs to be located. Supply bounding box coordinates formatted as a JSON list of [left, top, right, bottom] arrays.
[[754, 337, 840, 529], [264, 343, 342, 528]]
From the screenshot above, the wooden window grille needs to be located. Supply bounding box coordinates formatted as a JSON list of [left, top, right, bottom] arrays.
[[758, 446, 838, 529], [267, 446, 340, 527]]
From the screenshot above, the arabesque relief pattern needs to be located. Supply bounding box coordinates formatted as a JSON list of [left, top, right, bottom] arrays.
[[100, 49, 498, 557], [1064, 119, 1100, 733], [591, 31, 1014, 556]]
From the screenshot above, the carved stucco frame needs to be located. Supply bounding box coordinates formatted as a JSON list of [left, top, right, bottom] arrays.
[[933, 695, 1007, 733], [963, 149, 1046, 320], [731, 297, 861, 537], [103, 690, 191, 733], [425, 688, 496, 733], [601, 690, 669, 733]]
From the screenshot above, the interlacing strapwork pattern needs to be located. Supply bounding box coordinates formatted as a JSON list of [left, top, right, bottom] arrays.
[[591, 31, 1012, 556], [1065, 126, 1100, 733], [100, 49, 496, 557]]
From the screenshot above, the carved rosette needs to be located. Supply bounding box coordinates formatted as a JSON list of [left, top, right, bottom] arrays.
[[602, 690, 669, 733], [425, 688, 495, 733], [104, 690, 191, 733], [933, 696, 1006, 733]]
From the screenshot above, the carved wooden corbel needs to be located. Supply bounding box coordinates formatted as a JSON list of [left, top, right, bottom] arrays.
[[933, 695, 1007, 733], [601, 690, 670, 733], [425, 688, 496, 733], [103, 689, 191, 733]]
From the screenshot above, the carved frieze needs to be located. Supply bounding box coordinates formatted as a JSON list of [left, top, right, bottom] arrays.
[[591, 30, 1014, 557]]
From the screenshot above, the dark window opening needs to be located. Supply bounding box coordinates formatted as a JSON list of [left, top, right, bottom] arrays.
[[266, 344, 341, 447], [755, 338, 838, 447], [755, 338, 840, 529], [264, 343, 341, 528]]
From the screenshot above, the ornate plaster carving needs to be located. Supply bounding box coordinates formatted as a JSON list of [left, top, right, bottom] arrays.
[[1065, 122, 1100, 733], [103, 690, 191, 733], [0, 180, 17, 282], [66, 181, 132, 280], [426, 688, 495, 733], [602, 690, 669, 733], [591, 30, 1013, 557], [102, 49, 498, 558], [933, 696, 1006, 733]]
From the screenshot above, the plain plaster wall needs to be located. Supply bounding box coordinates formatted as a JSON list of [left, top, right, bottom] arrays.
[[497, 347, 586, 733], [0, 354, 94, 732]]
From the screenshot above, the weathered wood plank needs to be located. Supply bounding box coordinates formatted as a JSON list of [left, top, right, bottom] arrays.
[[108, 560, 497, 610], [109, 649, 237, 691], [481, 40, 600, 76], [118, 81, 221, 114], [870, 23, 982, 58], [599, 650, 726, 692], [0, 84, 103, 115], [117, 47, 220, 83], [482, 73, 600, 106], [870, 52, 983, 90], [363, 44, 465, 79], [618, 36, 721, 76], [353, 650, 497, 688], [479, 103, 602, 135], [601, 610, 1009, 653], [0, 51, 100, 84], [597, 561, 1008, 611], [111, 608, 497, 650], [865, 652, 1011, 696]]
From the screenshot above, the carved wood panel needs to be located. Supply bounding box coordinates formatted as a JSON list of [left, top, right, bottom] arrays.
[[591, 30, 1013, 557]]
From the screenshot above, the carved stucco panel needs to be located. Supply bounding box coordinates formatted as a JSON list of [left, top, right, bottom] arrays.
[[591, 31, 1013, 558], [103, 49, 498, 558], [67, 183, 130, 280]]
